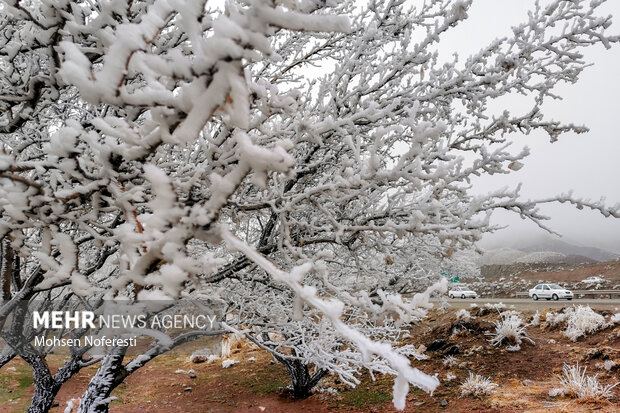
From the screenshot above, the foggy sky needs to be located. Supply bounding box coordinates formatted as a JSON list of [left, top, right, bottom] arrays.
[[438, 0, 620, 253]]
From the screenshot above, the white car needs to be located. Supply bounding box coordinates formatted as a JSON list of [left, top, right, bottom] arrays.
[[528, 283, 573, 301], [448, 285, 477, 299]]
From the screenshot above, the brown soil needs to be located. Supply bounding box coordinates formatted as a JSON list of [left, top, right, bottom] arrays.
[[2, 308, 619, 412]]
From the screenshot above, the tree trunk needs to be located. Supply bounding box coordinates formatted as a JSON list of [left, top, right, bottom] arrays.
[[0, 345, 16, 368], [18, 341, 60, 413], [77, 347, 127, 413], [29, 373, 60, 413], [4, 301, 82, 413], [26, 356, 83, 413], [278, 357, 328, 398]]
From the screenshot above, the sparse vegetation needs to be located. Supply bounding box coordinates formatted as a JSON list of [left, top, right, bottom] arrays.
[[456, 309, 473, 322], [487, 313, 535, 349], [546, 306, 608, 341], [443, 355, 457, 367], [551, 363, 619, 400], [460, 372, 498, 398]]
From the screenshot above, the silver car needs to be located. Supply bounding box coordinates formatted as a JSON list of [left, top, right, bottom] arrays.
[[448, 285, 477, 299], [528, 283, 573, 301]]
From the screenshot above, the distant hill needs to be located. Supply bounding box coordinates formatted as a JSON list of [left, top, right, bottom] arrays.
[[515, 235, 619, 262], [480, 249, 566, 266], [481, 235, 619, 264]]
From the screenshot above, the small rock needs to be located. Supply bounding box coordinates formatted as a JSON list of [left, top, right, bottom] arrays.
[[522, 379, 535, 386], [184, 387, 192, 392], [189, 349, 211, 364], [427, 339, 448, 352], [440, 399, 448, 408]]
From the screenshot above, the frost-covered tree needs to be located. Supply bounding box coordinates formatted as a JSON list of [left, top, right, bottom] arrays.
[[206, 0, 620, 400], [0, 0, 350, 411], [1, 0, 620, 412]]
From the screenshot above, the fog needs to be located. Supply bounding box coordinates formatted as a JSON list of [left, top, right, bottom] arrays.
[[438, 0, 620, 254]]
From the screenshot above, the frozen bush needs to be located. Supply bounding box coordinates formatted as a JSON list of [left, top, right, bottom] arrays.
[[443, 355, 457, 366], [456, 309, 472, 322], [487, 313, 534, 349], [460, 372, 498, 397], [545, 310, 569, 326], [545, 306, 608, 340], [499, 310, 521, 318], [552, 363, 619, 400], [564, 306, 607, 341], [484, 303, 506, 312]]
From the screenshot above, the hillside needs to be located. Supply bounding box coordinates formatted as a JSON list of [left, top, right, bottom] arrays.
[[474, 259, 620, 298], [481, 235, 620, 264]]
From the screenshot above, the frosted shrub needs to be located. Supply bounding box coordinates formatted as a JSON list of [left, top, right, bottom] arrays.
[[499, 310, 521, 318], [603, 360, 616, 372], [456, 309, 472, 322], [460, 372, 498, 397], [545, 306, 608, 340], [488, 314, 534, 349], [484, 303, 506, 312], [443, 355, 457, 367], [553, 363, 619, 400], [564, 306, 607, 341], [545, 310, 569, 326]]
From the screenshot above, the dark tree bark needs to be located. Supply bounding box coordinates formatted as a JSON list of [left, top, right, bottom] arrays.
[[273, 355, 328, 398], [77, 346, 128, 413], [2, 300, 85, 413], [0, 345, 16, 368]]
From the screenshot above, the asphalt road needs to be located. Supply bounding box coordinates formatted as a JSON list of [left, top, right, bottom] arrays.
[[432, 298, 620, 311]]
